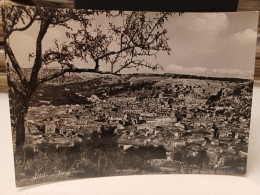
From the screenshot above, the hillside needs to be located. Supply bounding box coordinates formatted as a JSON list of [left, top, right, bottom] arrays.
[[27, 71, 253, 107]]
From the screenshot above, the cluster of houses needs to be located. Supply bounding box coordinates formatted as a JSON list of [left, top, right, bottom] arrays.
[[23, 79, 251, 170]]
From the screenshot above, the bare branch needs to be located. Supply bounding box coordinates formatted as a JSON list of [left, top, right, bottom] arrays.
[[7, 77, 25, 98], [72, 11, 171, 73], [29, 17, 52, 86], [37, 68, 118, 85], [5, 44, 27, 87]]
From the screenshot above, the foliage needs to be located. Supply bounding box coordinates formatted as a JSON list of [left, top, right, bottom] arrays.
[[223, 155, 247, 174], [173, 147, 209, 169], [16, 127, 167, 181]]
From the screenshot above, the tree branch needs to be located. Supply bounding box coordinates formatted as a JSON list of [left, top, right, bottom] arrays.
[[7, 77, 25, 98], [5, 45, 27, 87], [29, 15, 53, 86], [36, 68, 118, 86], [5, 12, 37, 39], [36, 70, 69, 85]]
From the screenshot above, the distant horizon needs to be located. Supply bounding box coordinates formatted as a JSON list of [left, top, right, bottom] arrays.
[[21, 66, 253, 81]]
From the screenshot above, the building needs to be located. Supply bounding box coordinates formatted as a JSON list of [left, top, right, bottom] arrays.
[[45, 122, 56, 134]]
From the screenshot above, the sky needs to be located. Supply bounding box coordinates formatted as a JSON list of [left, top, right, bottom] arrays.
[[9, 10, 259, 79]]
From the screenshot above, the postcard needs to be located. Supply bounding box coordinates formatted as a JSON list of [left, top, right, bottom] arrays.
[[3, 4, 259, 186]]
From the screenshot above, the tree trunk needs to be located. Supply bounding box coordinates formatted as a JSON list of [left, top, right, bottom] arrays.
[[16, 115, 25, 152], [94, 60, 99, 72], [13, 95, 30, 155], [16, 113, 26, 153], [111, 64, 114, 73]]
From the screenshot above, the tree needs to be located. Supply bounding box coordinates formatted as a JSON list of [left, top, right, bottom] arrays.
[[194, 149, 209, 170], [4, 6, 92, 154], [4, 6, 172, 154], [70, 11, 172, 73]]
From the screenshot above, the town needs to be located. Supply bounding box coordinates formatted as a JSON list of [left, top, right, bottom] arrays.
[[21, 75, 252, 174]]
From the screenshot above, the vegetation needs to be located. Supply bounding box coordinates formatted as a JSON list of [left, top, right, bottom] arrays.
[[16, 125, 166, 184], [173, 147, 209, 170]]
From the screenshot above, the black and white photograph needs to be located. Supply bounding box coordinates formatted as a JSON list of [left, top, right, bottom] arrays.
[[4, 5, 258, 187]]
